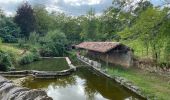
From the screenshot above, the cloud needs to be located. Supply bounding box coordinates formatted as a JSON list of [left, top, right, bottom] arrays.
[[0, 0, 113, 16], [0, 0, 164, 16], [63, 0, 102, 6], [0, 0, 23, 16], [150, 0, 164, 6]]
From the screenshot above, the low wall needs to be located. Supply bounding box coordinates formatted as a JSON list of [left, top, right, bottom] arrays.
[[77, 55, 147, 100], [0, 76, 52, 100], [0, 57, 76, 79]]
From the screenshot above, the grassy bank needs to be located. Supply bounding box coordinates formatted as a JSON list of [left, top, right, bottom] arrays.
[[0, 43, 23, 59], [0, 43, 39, 71], [105, 66, 170, 100]]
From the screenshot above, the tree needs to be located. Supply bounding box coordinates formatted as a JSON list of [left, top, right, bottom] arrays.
[[119, 7, 168, 63], [62, 18, 82, 43], [0, 15, 20, 43], [80, 8, 98, 41], [33, 5, 53, 36], [40, 30, 68, 57], [14, 2, 36, 39], [99, 7, 122, 41], [0, 9, 4, 17]]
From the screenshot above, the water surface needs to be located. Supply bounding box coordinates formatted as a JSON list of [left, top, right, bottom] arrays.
[[13, 58, 144, 100]]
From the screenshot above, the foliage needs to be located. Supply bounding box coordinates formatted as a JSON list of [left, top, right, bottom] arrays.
[[164, 39, 170, 63], [119, 7, 169, 63], [28, 31, 39, 45], [61, 18, 82, 43], [0, 38, 2, 44], [39, 30, 67, 57], [80, 9, 98, 41], [19, 52, 34, 65], [33, 5, 54, 36], [19, 51, 39, 65], [0, 0, 170, 65], [0, 43, 40, 70], [0, 50, 13, 71], [0, 15, 20, 43], [14, 2, 36, 39]]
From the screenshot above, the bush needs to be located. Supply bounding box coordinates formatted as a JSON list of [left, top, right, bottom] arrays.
[[18, 39, 31, 49], [19, 53, 34, 65], [0, 50, 13, 71], [30, 48, 40, 61], [40, 43, 65, 57], [3, 35, 18, 43], [67, 51, 77, 59], [28, 32, 39, 45], [39, 30, 67, 57], [0, 38, 2, 44], [0, 16, 20, 43], [19, 51, 40, 65]]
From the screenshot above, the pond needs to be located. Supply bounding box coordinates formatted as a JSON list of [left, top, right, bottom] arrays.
[[16, 58, 69, 71], [13, 58, 144, 100]]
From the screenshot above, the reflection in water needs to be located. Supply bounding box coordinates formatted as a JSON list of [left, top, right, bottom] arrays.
[[45, 76, 107, 100], [20, 68, 143, 100]]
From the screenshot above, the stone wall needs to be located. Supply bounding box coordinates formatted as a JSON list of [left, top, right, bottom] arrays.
[[77, 55, 147, 100], [88, 50, 133, 67], [0, 69, 75, 79], [0, 57, 77, 79], [0, 76, 52, 100]]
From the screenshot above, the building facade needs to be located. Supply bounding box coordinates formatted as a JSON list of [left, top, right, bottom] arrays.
[[76, 42, 133, 67]]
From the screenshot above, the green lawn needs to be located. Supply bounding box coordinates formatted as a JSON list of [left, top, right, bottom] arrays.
[[105, 66, 170, 100]]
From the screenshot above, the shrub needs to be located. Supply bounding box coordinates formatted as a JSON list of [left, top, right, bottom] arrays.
[[3, 35, 18, 43], [0, 38, 2, 44], [18, 39, 31, 49], [0, 15, 20, 43], [0, 50, 13, 71], [28, 32, 39, 45], [39, 30, 68, 57], [19, 52, 34, 65], [19, 51, 40, 65], [30, 48, 40, 61], [40, 43, 64, 57], [67, 51, 77, 59]]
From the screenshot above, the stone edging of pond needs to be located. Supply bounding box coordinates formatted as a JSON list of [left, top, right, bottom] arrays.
[[0, 57, 77, 79], [77, 55, 148, 100]]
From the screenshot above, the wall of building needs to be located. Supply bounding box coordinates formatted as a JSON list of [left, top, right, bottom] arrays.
[[88, 50, 133, 67]]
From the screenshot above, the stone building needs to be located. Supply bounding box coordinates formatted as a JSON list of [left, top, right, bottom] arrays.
[[75, 42, 133, 67]]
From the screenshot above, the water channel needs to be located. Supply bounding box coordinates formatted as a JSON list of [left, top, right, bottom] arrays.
[[12, 58, 144, 100]]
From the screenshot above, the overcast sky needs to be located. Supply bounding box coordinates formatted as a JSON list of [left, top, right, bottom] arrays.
[[0, 0, 165, 16]]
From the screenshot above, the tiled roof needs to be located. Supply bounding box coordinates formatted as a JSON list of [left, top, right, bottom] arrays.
[[75, 42, 121, 53]]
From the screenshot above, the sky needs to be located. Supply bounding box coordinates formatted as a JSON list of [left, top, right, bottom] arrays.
[[0, 0, 167, 16]]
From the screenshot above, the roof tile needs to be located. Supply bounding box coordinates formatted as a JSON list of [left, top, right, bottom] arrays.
[[75, 42, 121, 53]]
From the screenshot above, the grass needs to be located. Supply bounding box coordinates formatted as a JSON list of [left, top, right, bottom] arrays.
[[16, 58, 69, 71], [0, 43, 24, 59], [0, 43, 37, 67], [105, 66, 170, 100]]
